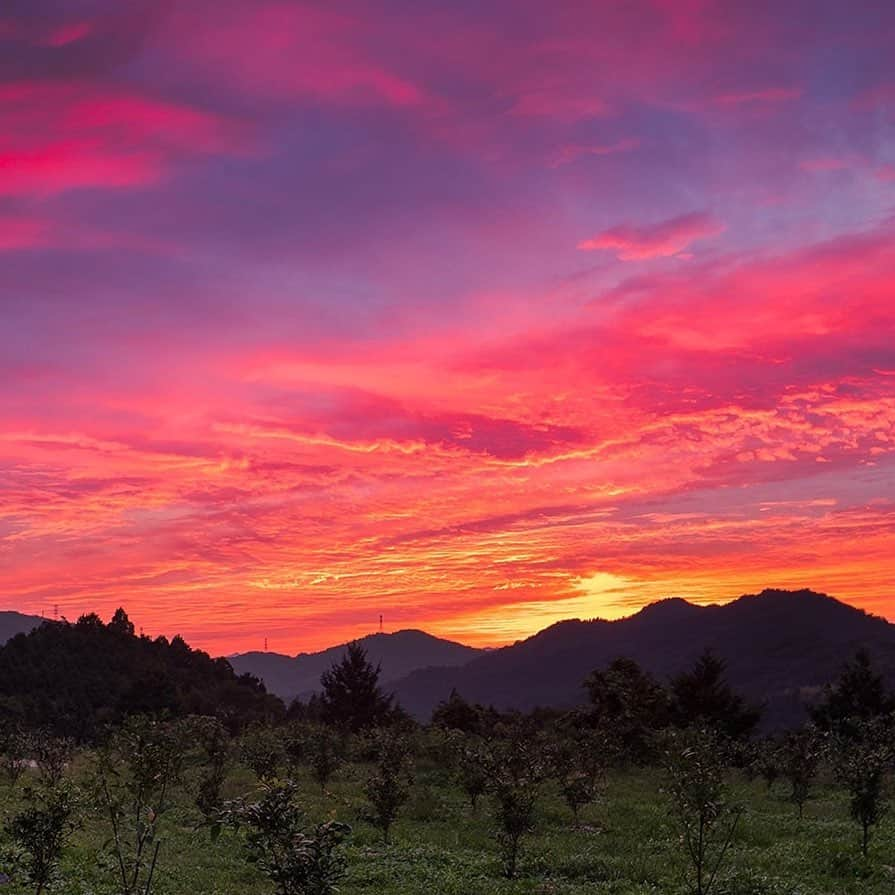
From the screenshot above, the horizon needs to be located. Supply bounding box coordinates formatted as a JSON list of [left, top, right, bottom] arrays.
[[1, 1, 894, 655], [7, 585, 873, 658]]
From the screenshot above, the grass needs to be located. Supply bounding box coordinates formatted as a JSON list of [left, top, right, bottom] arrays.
[[2, 758, 895, 894]]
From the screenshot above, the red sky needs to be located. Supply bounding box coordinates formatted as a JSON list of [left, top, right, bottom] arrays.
[[1, 1, 894, 654]]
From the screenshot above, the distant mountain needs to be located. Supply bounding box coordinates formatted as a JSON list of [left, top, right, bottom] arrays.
[[390, 589, 895, 729], [230, 629, 483, 703], [0, 610, 44, 644]]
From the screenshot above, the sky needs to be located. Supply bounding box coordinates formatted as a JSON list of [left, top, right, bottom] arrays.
[[1, 0, 894, 655]]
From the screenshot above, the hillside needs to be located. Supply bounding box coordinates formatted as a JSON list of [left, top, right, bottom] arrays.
[[0, 609, 44, 644], [230, 629, 483, 702], [0, 610, 283, 739], [390, 589, 895, 728]]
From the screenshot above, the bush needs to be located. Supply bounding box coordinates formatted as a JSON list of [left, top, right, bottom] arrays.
[[219, 780, 350, 895]]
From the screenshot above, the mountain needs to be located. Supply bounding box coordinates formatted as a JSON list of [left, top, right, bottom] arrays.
[[230, 629, 483, 703], [0, 611, 283, 739], [390, 589, 895, 729], [0, 610, 44, 644]]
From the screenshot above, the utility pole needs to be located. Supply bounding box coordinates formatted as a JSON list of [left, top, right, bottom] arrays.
[[379, 614, 383, 634], [264, 637, 268, 652]]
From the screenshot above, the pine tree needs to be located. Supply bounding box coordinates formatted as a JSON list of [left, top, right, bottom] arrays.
[[319, 643, 394, 733]]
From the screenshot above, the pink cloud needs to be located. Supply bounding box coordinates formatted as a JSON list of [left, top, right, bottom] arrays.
[[713, 87, 802, 106], [0, 84, 247, 196], [168, 2, 425, 108], [578, 211, 724, 260], [548, 138, 639, 168], [42, 22, 92, 47], [0, 215, 45, 251]]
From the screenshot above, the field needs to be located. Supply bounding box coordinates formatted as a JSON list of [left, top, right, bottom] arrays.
[[3, 753, 894, 895]]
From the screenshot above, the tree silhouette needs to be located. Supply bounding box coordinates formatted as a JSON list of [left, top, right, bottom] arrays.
[[583, 657, 668, 763], [670, 650, 760, 740], [319, 642, 394, 733], [811, 649, 894, 738]]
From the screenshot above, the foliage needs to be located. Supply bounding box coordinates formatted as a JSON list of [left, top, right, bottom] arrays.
[[811, 649, 894, 738], [831, 717, 893, 857], [670, 650, 761, 741], [6, 780, 79, 895], [305, 724, 344, 793], [239, 725, 285, 782], [190, 716, 231, 818], [362, 728, 414, 843], [93, 715, 189, 895], [319, 642, 395, 733], [0, 610, 283, 739], [0, 726, 29, 787], [549, 731, 609, 825], [219, 780, 350, 895], [751, 738, 781, 791], [30, 732, 75, 787], [781, 725, 823, 820], [450, 734, 490, 813], [661, 727, 742, 895], [583, 657, 668, 764], [486, 732, 546, 878]]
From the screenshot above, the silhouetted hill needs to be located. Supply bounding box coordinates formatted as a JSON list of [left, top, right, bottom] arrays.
[[390, 589, 895, 729], [0, 611, 283, 739], [231, 629, 483, 702], [0, 610, 44, 644]]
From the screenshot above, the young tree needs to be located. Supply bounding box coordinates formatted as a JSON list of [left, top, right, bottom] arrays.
[[781, 725, 823, 820], [239, 725, 285, 782], [305, 724, 343, 793], [0, 726, 29, 788], [670, 650, 761, 741], [191, 716, 231, 818], [452, 735, 490, 813], [219, 780, 350, 895], [93, 716, 188, 895], [661, 727, 742, 895], [363, 728, 414, 844], [319, 642, 394, 733], [832, 718, 893, 857], [7, 780, 79, 895], [751, 737, 781, 792], [30, 732, 75, 787], [487, 734, 546, 878], [549, 732, 609, 827]]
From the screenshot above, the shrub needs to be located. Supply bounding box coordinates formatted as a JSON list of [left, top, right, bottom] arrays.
[[6, 780, 79, 895], [239, 725, 285, 782], [219, 780, 350, 895]]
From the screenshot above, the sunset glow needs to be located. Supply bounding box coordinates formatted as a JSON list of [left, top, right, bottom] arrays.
[[1, 1, 894, 653]]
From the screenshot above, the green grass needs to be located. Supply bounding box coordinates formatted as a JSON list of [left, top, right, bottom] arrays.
[[2, 760, 894, 894]]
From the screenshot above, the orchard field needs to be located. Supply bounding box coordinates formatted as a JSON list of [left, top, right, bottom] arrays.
[[1, 733, 894, 895]]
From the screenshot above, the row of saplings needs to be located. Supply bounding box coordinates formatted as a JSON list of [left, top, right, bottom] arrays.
[[0, 647, 892, 895]]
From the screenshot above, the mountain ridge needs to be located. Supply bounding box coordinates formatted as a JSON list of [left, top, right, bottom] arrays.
[[0, 610, 47, 645], [388, 588, 895, 728], [230, 628, 483, 702]]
